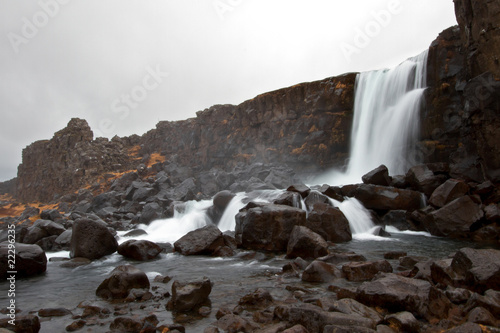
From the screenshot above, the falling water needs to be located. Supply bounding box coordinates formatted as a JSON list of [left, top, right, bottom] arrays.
[[218, 193, 246, 232]]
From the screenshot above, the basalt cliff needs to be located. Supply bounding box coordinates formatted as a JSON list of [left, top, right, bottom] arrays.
[[3, 0, 499, 204]]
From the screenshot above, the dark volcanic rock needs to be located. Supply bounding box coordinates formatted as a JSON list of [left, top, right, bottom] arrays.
[[167, 277, 212, 312], [70, 218, 118, 260], [235, 204, 306, 252], [286, 226, 328, 260], [118, 239, 163, 261], [451, 247, 500, 293], [406, 164, 447, 197], [0, 314, 41, 333], [96, 265, 150, 300], [305, 203, 352, 243], [174, 224, 223, 256], [0, 242, 47, 278], [429, 179, 469, 208], [342, 260, 393, 282], [362, 165, 391, 186], [302, 260, 343, 283], [349, 184, 424, 212]]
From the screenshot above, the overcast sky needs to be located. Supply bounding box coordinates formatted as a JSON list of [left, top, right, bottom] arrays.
[[0, 0, 457, 181]]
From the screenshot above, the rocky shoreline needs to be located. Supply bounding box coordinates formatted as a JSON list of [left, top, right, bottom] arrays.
[[1, 161, 499, 332]]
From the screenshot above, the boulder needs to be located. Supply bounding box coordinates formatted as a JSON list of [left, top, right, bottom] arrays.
[[109, 317, 142, 333], [356, 273, 432, 317], [326, 298, 383, 324], [287, 184, 311, 198], [139, 202, 162, 224], [286, 226, 328, 260], [362, 165, 391, 186], [213, 190, 235, 211], [349, 184, 424, 212], [0, 314, 40, 333], [305, 203, 352, 243], [70, 218, 118, 260], [238, 288, 273, 310], [429, 179, 469, 208], [54, 229, 72, 250], [167, 277, 212, 312], [451, 248, 500, 292], [38, 308, 72, 317], [215, 314, 259, 333], [406, 164, 447, 197], [32, 219, 65, 236], [302, 260, 343, 283], [318, 252, 366, 265], [342, 260, 393, 282], [174, 224, 223, 255], [273, 191, 303, 208], [40, 209, 63, 221], [303, 191, 330, 211], [424, 196, 483, 237], [21, 227, 48, 244], [385, 311, 420, 332], [381, 210, 411, 231], [0, 242, 47, 278], [96, 265, 150, 300], [235, 204, 306, 252], [118, 239, 163, 261]]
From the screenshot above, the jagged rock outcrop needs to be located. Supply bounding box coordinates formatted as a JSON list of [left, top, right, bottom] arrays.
[[16, 118, 139, 202]]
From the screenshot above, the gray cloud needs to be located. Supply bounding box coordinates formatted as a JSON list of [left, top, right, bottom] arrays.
[[0, 0, 457, 181]]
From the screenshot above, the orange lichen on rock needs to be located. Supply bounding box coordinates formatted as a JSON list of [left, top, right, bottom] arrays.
[[147, 153, 166, 167]]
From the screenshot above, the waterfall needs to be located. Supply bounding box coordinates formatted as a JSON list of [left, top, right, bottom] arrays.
[[324, 50, 429, 186], [218, 193, 246, 232]]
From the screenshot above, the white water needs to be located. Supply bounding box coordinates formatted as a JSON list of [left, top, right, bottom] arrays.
[[218, 193, 246, 232]]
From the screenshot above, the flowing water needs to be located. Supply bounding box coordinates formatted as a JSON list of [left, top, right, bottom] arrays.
[[1, 50, 492, 332]]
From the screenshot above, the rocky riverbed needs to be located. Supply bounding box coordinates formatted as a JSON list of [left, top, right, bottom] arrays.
[[1, 162, 499, 333]]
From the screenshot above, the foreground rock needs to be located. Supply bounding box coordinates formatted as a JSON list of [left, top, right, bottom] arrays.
[[451, 247, 500, 293], [167, 277, 212, 312], [304, 203, 352, 242], [0, 242, 47, 278], [0, 314, 41, 333], [96, 265, 150, 300], [286, 226, 328, 259], [117, 239, 163, 261], [70, 218, 118, 260], [345, 184, 424, 212], [235, 204, 306, 252], [174, 224, 224, 256]]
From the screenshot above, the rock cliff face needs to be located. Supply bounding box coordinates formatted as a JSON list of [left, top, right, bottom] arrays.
[[16, 118, 139, 202]]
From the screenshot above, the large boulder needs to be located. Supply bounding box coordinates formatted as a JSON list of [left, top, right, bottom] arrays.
[[0, 242, 47, 278], [302, 260, 343, 283], [424, 196, 483, 237], [362, 165, 391, 186], [286, 226, 328, 260], [0, 314, 41, 333], [118, 240, 163, 261], [342, 260, 393, 282], [356, 273, 432, 317], [235, 204, 306, 252], [428, 179, 469, 208], [96, 265, 150, 300], [167, 277, 212, 312], [406, 164, 447, 197], [347, 184, 424, 212], [70, 218, 118, 260], [305, 203, 352, 242], [174, 224, 224, 255], [451, 248, 500, 293]]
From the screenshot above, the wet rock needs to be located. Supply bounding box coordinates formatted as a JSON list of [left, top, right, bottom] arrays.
[[303, 191, 330, 210], [38, 308, 72, 317], [123, 229, 148, 237], [362, 165, 391, 186], [238, 288, 273, 310], [118, 239, 162, 261], [323, 325, 376, 333], [430, 258, 460, 287], [0, 242, 47, 278], [287, 184, 311, 198], [465, 290, 500, 318], [96, 265, 150, 300], [21, 227, 48, 244], [208, 190, 236, 223], [139, 202, 162, 224], [305, 203, 352, 243], [65, 319, 86, 332], [381, 210, 411, 231], [355, 273, 432, 317], [70, 218, 118, 260], [216, 314, 259, 333], [406, 164, 447, 197], [54, 229, 72, 250], [451, 247, 500, 292], [466, 306, 496, 326], [349, 184, 424, 212], [302, 260, 343, 283], [168, 277, 212, 312], [429, 179, 469, 208], [287, 226, 328, 260], [342, 260, 393, 282], [276, 303, 375, 333], [385, 311, 420, 332], [60, 257, 91, 268], [445, 286, 472, 304], [109, 317, 142, 333], [0, 314, 40, 333], [384, 251, 407, 260], [484, 203, 500, 222], [326, 298, 383, 324], [40, 209, 63, 221], [174, 224, 223, 256], [318, 252, 366, 265], [399, 256, 428, 270], [444, 323, 483, 333], [424, 196, 483, 237], [273, 191, 302, 208], [235, 204, 306, 252]]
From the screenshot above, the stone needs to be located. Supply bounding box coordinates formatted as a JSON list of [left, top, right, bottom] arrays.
[[38, 308, 72, 317], [349, 184, 424, 212], [465, 290, 500, 318], [362, 165, 391, 186], [424, 196, 483, 237], [385, 312, 420, 332], [235, 204, 306, 252], [54, 229, 72, 250], [168, 277, 212, 312], [65, 320, 86, 332], [355, 273, 432, 317], [444, 323, 483, 333], [0, 242, 47, 278], [118, 239, 163, 260], [216, 314, 259, 333], [303, 191, 330, 210], [286, 226, 328, 260], [0, 315, 40, 333], [40, 209, 63, 221], [451, 247, 500, 292], [281, 324, 309, 333], [21, 227, 48, 244], [70, 218, 118, 260], [318, 252, 366, 265], [174, 224, 223, 255], [287, 184, 311, 198], [342, 260, 393, 282], [466, 307, 496, 326], [96, 265, 150, 300], [238, 288, 273, 310], [406, 164, 447, 197], [326, 298, 383, 324], [381, 210, 411, 231], [429, 179, 469, 208], [302, 260, 343, 283], [109, 317, 142, 333], [384, 251, 407, 260], [305, 203, 352, 243], [139, 202, 162, 224]]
